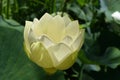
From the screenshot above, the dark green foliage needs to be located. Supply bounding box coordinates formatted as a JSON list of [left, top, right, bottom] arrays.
[[0, 0, 120, 80]]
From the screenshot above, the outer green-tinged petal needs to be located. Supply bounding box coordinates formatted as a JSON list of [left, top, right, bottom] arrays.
[[56, 51, 78, 70], [24, 21, 32, 54], [48, 43, 72, 67], [30, 42, 54, 68], [66, 21, 79, 39], [24, 42, 31, 58], [28, 29, 37, 46], [44, 68, 57, 74]]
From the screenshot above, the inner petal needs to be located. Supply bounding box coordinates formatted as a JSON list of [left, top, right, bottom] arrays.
[[45, 15, 65, 43], [65, 21, 79, 39], [38, 35, 54, 48], [32, 13, 53, 37], [63, 15, 71, 26], [61, 36, 73, 46]]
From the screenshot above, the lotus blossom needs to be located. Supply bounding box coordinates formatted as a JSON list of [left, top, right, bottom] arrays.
[[112, 11, 120, 21], [24, 13, 84, 74]]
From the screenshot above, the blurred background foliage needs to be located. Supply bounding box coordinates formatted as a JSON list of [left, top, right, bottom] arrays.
[[0, 0, 120, 80]]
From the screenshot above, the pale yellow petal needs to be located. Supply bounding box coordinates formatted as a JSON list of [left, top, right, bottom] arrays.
[[44, 68, 57, 74], [33, 18, 39, 22], [65, 21, 79, 39], [38, 35, 54, 48], [63, 15, 71, 26], [30, 42, 54, 68], [32, 13, 53, 36], [56, 51, 78, 70], [61, 36, 73, 46], [71, 29, 85, 51], [31, 18, 39, 30], [45, 15, 65, 43], [28, 29, 37, 45], [48, 43, 72, 67], [24, 21, 33, 54]]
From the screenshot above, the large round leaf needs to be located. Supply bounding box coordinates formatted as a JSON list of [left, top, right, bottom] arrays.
[[0, 17, 65, 80]]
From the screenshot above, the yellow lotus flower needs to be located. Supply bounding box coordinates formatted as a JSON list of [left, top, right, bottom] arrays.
[[24, 13, 84, 74]]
